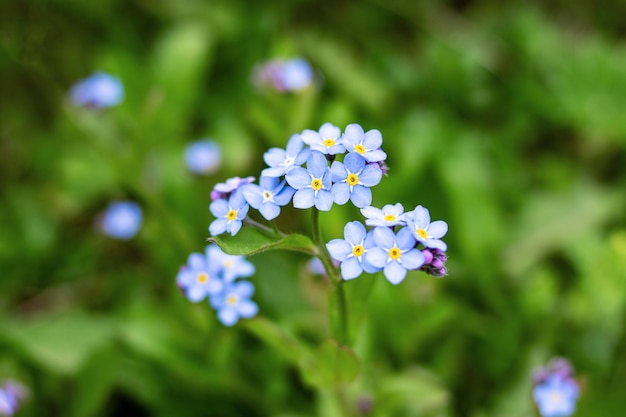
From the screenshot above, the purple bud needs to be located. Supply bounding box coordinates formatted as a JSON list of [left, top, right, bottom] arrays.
[[422, 249, 434, 264]]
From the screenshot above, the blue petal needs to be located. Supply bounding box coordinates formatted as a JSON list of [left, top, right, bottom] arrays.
[[364, 149, 387, 162], [401, 248, 425, 269], [307, 151, 329, 178], [428, 220, 448, 238], [261, 166, 286, 177], [206, 278, 224, 294], [373, 226, 395, 249], [396, 227, 417, 250], [188, 253, 206, 270], [344, 221, 367, 244], [218, 307, 239, 326], [235, 280, 255, 298], [330, 161, 347, 182], [237, 203, 249, 219], [319, 122, 340, 139], [242, 184, 263, 208], [326, 239, 351, 261], [331, 183, 350, 205], [285, 134, 304, 155], [259, 175, 279, 190], [361, 256, 382, 274], [230, 189, 247, 209], [358, 164, 383, 186], [363, 129, 383, 149], [364, 247, 387, 268], [264, 148, 286, 167], [349, 185, 372, 208], [209, 199, 229, 217], [187, 285, 208, 302], [425, 238, 447, 251], [300, 129, 320, 145], [274, 186, 296, 205], [411, 205, 430, 228], [314, 190, 333, 211], [286, 167, 311, 189], [227, 220, 242, 236], [384, 261, 407, 284], [294, 147, 311, 165], [341, 257, 363, 280], [176, 269, 195, 287], [293, 188, 315, 208], [237, 300, 258, 318], [259, 202, 280, 220], [344, 152, 366, 173], [209, 218, 228, 235], [343, 124, 364, 147]]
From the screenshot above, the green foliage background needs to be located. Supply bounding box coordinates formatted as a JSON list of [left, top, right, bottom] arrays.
[[2, 0, 626, 416]]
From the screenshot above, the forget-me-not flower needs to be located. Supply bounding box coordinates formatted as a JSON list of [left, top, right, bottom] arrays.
[[185, 140, 221, 175], [285, 151, 333, 211], [262, 134, 310, 178], [365, 227, 425, 284], [70, 72, 124, 108], [327, 221, 380, 280], [209, 189, 249, 236], [176, 251, 224, 302], [330, 152, 382, 208], [206, 244, 255, 282], [301, 123, 345, 155], [533, 375, 580, 417], [280, 58, 314, 91], [210, 176, 255, 201], [210, 280, 259, 326], [242, 176, 295, 220], [0, 381, 26, 417], [100, 201, 142, 240], [342, 123, 387, 162], [360, 203, 406, 227], [404, 205, 448, 251]]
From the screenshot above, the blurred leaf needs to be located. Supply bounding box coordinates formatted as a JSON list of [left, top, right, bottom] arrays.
[[209, 227, 317, 256], [69, 347, 117, 417], [242, 317, 309, 365], [300, 339, 360, 387]]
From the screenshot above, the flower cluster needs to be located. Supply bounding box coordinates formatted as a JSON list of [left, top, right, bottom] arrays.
[[208, 123, 387, 235], [177, 244, 258, 326], [532, 358, 580, 417], [252, 57, 314, 92], [326, 204, 448, 284], [0, 381, 27, 417]]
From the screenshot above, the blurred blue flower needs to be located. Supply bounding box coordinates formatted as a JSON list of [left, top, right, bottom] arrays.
[[253, 58, 314, 92], [360, 203, 406, 227], [100, 201, 142, 240], [0, 381, 26, 417], [330, 152, 382, 208], [209, 190, 249, 236], [262, 134, 310, 178], [242, 176, 295, 220], [533, 376, 579, 417], [176, 251, 224, 302], [285, 151, 333, 211], [365, 227, 425, 284], [342, 124, 387, 162], [206, 244, 255, 282], [210, 176, 255, 201], [301, 122, 345, 155], [70, 72, 124, 108], [326, 221, 379, 280], [185, 140, 221, 175], [210, 280, 259, 326], [404, 205, 448, 251]]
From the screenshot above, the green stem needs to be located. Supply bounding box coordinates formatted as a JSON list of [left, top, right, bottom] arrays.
[[311, 209, 349, 346]]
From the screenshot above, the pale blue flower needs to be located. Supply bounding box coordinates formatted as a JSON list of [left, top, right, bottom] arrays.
[[330, 152, 382, 208], [210, 281, 259, 326], [209, 190, 249, 236], [285, 151, 333, 211], [70, 72, 124, 108], [364, 227, 425, 284], [185, 140, 221, 174], [360, 203, 406, 227], [281, 58, 314, 91], [533, 376, 579, 417], [342, 124, 387, 162], [0, 381, 26, 417], [326, 221, 379, 280], [301, 123, 345, 155], [262, 134, 310, 178], [206, 244, 255, 282], [242, 176, 295, 220], [100, 201, 142, 240], [404, 205, 448, 251], [176, 251, 224, 302]]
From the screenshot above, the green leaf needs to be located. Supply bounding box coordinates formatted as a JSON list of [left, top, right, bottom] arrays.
[[300, 339, 360, 387], [69, 347, 117, 417], [209, 227, 317, 256], [242, 318, 310, 365]]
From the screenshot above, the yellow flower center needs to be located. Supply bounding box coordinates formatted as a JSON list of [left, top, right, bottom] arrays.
[[416, 228, 428, 239], [226, 209, 237, 221], [197, 272, 209, 284], [226, 294, 238, 305], [549, 392, 562, 403], [311, 178, 323, 191], [384, 214, 396, 222], [323, 138, 335, 147], [224, 260, 233, 268], [354, 144, 366, 154], [347, 173, 359, 186], [388, 247, 401, 260], [352, 244, 364, 257], [283, 156, 294, 166], [262, 190, 272, 201]]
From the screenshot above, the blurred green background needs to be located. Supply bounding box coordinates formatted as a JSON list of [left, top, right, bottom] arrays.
[[2, 0, 626, 416]]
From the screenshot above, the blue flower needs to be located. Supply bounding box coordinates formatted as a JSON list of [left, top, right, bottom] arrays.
[[70, 72, 124, 108], [533, 376, 579, 417], [404, 205, 448, 251], [0, 381, 26, 417], [341, 124, 387, 162], [281, 58, 314, 91], [364, 227, 425, 284], [100, 201, 142, 240], [301, 123, 345, 155], [209, 190, 249, 236], [360, 203, 406, 227], [262, 134, 310, 178], [206, 244, 255, 282], [210, 176, 255, 201], [210, 281, 259, 326], [185, 140, 221, 174], [326, 221, 379, 280], [242, 176, 295, 220], [285, 151, 333, 211], [330, 152, 382, 208], [177, 250, 224, 302]]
